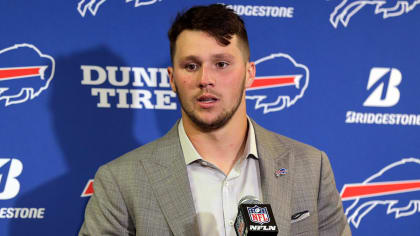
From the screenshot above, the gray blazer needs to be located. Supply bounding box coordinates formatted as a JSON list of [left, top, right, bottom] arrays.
[[79, 120, 351, 236]]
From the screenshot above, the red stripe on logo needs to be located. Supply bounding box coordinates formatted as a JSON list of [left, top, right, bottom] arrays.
[[250, 76, 296, 88], [0, 66, 44, 80], [341, 180, 420, 200], [81, 179, 94, 197]]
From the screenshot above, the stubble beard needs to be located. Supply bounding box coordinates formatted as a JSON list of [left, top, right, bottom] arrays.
[[175, 80, 246, 132]]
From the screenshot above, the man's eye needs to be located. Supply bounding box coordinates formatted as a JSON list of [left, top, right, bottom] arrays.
[[185, 63, 198, 71], [216, 61, 229, 69]]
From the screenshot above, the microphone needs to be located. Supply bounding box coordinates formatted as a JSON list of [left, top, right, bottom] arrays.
[[234, 196, 278, 236]]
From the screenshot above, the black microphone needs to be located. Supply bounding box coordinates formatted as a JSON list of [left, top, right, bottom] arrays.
[[234, 196, 278, 236]]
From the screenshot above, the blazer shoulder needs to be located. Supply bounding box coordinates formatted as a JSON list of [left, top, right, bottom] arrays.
[[103, 123, 179, 172], [276, 133, 321, 157], [253, 120, 322, 157]]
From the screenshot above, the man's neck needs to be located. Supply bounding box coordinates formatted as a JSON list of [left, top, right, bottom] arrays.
[[182, 111, 249, 175]]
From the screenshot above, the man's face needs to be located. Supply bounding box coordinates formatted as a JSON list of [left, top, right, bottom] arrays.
[[168, 30, 255, 131]]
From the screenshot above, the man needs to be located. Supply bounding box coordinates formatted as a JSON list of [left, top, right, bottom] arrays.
[[79, 4, 351, 236]]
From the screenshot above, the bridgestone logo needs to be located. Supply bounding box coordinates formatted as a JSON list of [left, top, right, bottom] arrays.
[[0, 208, 45, 219], [345, 111, 420, 126], [226, 4, 294, 18]]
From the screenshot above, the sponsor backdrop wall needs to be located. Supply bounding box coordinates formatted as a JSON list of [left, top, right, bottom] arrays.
[[1, 0, 419, 235]]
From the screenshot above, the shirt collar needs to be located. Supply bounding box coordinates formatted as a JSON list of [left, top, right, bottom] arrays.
[[178, 117, 259, 165]]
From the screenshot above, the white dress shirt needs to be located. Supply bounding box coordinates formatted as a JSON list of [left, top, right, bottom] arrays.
[[178, 119, 262, 236]]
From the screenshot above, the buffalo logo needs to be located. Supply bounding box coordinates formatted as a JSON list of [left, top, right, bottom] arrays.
[[246, 53, 309, 114], [341, 158, 420, 228], [0, 44, 55, 107], [247, 205, 270, 224], [77, 0, 160, 17], [330, 0, 420, 28]]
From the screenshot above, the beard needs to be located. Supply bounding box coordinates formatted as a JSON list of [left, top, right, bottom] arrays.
[[174, 80, 246, 132]]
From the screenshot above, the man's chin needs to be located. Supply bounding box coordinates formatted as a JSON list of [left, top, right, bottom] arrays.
[[190, 114, 230, 132]]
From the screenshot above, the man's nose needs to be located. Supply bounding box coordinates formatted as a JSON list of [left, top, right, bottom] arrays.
[[198, 66, 215, 88]]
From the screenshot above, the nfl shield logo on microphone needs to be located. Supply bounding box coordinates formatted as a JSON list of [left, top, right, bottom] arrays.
[[247, 205, 271, 225]]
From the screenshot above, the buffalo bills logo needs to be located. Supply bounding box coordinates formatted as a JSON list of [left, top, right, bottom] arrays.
[[341, 158, 420, 228], [0, 44, 55, 107], [246, 53, 309, 114], [330, 0, 420, 28], [247, 205, 270, 225], [77, 0, 160, 17]]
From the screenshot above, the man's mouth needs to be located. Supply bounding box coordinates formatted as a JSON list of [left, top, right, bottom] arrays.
[[198, 96, 218, 103], [197, 94, 219, 107]]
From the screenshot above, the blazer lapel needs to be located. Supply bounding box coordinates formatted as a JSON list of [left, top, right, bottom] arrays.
[[253, 121, 294, 236], [141, 123, 198, 236]]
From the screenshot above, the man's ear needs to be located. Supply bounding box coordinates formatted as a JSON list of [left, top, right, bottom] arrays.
[[245, 62, 256, 88], [168, 67, 176, 92]]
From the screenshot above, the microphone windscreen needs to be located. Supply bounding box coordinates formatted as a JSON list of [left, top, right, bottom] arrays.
[[238, 195, 261, 205]]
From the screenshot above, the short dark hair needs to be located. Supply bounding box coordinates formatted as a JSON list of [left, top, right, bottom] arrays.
[[168, 4, 250, 62]]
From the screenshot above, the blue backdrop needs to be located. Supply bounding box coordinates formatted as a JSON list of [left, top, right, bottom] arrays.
[[1, 0, 419, 235]]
